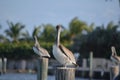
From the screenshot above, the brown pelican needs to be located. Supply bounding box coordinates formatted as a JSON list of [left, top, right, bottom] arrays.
[[53, 25, 77, 67], [110, 46, 120, 64], [110, 46, 120, 80], [33, 36, 50, 58]]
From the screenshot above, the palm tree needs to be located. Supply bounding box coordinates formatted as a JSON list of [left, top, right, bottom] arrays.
[[5, 21, 25, 42], [32, 26, 41, 37], [40, 24, 56, 42], [21, 25, 41, 41], [106, 21, 114, 30], [85, 23, 94, 33], [22, 30, 31, 41], [0, 25, 4, 42], [69, 17, 88, 38], [0, 24, 2, 29], [0, 25, 8, 42]]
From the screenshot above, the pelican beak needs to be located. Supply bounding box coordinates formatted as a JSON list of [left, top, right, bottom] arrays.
[[60, 25, 66, 32], [61, 25, 65, 30]]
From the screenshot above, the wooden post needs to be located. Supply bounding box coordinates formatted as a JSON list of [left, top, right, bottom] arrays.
[[55, 67, 75, 80], [0, 58, 3, 75], [37, 58, 49, 80], [110, 66, 119, 80], [0, 58, 2, 75], [89, 51, 93, 80], [3, 58, 7, 73]]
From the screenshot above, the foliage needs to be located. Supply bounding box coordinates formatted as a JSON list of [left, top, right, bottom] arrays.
[[39, 24, 56, 42], [69, 17, 87, 38], [0, 41, 55, 59], [5, 21, 25, 42], [73, 23, 120, 58], [60, 29, 71, 43], [0, 18, 120, 59], [32, 26, 41, 37], [22, 30, 31, 41], [0, 42, 33, 59]]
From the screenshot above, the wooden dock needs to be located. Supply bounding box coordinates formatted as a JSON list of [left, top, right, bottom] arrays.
[[48, 66, 109, 73]]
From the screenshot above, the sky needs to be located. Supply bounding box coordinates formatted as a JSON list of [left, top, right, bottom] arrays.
[[0, 0, 120, 36]]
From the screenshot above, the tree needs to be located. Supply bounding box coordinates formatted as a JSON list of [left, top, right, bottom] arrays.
[[22, 30, 31, 41], [106, 21, 114, 30], [85, 23, 94, 33], [5, 21, 25, 42], [32, 26, 41, 37], [0, 24, 2, 29], [72, 22, 120, 58], [40, 24, 56, 42], [0, 25, 8, 42], [69, 17, 88, 38], [21, 25, 41, 41], [60, 29, 71, 43]]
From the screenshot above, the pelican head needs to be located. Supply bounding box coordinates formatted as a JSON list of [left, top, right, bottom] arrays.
[[56, 25, 65, 31], [111, 46, 117, 56]]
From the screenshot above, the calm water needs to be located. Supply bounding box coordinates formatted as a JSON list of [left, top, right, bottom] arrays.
[[0, 73, 105, 80]]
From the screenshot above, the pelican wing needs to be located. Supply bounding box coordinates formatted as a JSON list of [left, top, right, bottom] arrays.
[[36, 46, 50, 58], [113, 56, 120, 61], [59, 44, 76, 63]]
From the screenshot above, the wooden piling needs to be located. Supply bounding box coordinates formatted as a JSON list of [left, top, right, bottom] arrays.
[[37, 58, 49, 80], [3, 58, 7, 73], [55, 67, 75, 80], [110, 66, 119, 80], [89, 52, 93, 80], [0, 58, 2, 74]]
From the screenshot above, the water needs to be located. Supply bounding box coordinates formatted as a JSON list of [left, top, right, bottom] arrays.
[[0, 73, 104, 80]]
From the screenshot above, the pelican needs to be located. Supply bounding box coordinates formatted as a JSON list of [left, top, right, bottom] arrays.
[[110, 46, 120, 80], [110, 46, 120, 64], [53, 25, 77, 67], [33, 36, 50, 58]]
